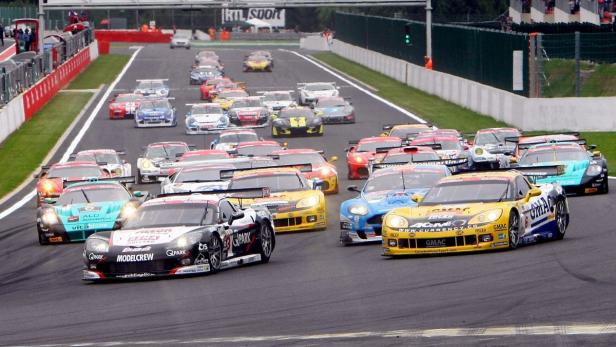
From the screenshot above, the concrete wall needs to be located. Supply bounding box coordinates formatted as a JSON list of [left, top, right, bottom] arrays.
[[300, 35, 331, 51], [331, 39, 616, 132]]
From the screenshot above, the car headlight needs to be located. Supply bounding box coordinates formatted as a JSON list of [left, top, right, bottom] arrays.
[[141, 159, 154, 169], [41, 180, 55, 194], [468, 209, 503, 225], [586, 164, 603, 176], [175, 230, 203, 248], [386, 215, 408, 229], [296, 196, 319, 209], [159, 89, 168, 95], [41, 210, 59, 225], [474, 148, 484, 155], [349, 205, 368, 215], [120, 203, 138, 220], [186, 117, 196, 127], [85, 238, 109, 253]]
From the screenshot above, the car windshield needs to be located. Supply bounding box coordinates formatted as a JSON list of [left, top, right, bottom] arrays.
[[115, 95, 140, 102], [263, 93, 291, 101], [382, 152, 439, 163], [123, 203, 215, 228], [231, 173, 304, 193], [236, 145, 281, 156], [140, 100, 169, 109], [219, 91, 248, 98], [75, 152, 120, 164], [357, 140, 401, 152], [192, 105, 222, 114], [180, 153, 229, 162], [364, 171, 447, 193], [232, 99, 262, 108], [47, 166, 102, 178], [279, 109, 314, 118], [58, 186, 130, 205], [305, 84, 334, 91], [519, 147, 588, 164], [421, 180, 512, 205], [475, 131, 519, 146], [248, 55, 267, 62], [277, 153, 325, 166], [389, 127, 429, 139], [198, 51, 217, 58], [146, 145, 186, 159], [317, 98, 345, 107], [219, 133, 258, 143], [175, 168, 225, 182]]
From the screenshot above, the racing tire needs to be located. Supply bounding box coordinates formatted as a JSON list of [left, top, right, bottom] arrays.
[[600, 179, 609, 194], [257, 223, 274, 263], [136, 171, 143, 185], [508, 210, 521, 249], [207, 235, 223, 273], [37, 225, 48, 246], [554, 199, 568, 240]]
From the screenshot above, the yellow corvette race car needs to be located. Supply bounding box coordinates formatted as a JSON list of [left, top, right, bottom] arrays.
[[382, 168, 569, 256], [212, 89, 249, 110], [225, 165, 326, 233], [243, 53, 273, 72]]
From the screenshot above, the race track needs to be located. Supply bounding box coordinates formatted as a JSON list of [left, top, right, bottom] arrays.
[[1, 44, 616, 346]]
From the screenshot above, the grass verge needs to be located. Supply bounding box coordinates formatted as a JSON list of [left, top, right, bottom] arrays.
[[544, 59, 616, 97], [0, 93, 92, 197], [311, 52, 616, 167], [67, 54, 130, 90]]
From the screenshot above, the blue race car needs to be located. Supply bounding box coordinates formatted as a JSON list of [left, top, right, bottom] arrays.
[[517, 141, 608, 195], [185, 103, 229, 134], [36, 178, 147, 245], [339, 164, 451, 245], [135, 97, 177, 128]]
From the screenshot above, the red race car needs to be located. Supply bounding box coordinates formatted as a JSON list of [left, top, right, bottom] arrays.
[[234, 141, 285, 157], [35, 161, 109, 206], [345, 136, 403, 180], [272, 149, 339, 194], [108, 93, 142, 119], [410, 135, 467, 160], [200, 77, 230, 101]]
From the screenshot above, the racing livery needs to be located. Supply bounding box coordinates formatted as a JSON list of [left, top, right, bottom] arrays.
[[134, 98, 177, 128], [410, 134, 467, 160], [297, 82, 339, 106], [243, 53, 273, 72], [346, 136, 403, 179], [136, 142, 192, 184], [226, 166, 327, 233], [234, 141, 285, 157], [258, 90, 295, 114], [200, 77, 231, 101], [195, 50, 220, 64], [190, 65, 223, 85], [271, 106, 324, 137], [271, 149, 339, 194], [517, 142, 609, 194], [340, 164, 451, 245], [227, 97, 270, 128], [72, 149, 131, 177], [82, 191, 275, 280], [212, 89, 249, 111], [37, 178, 145, 245], [382, 169, 570, 256], [35, 161, 108, 206], [313, 96, 355, 124], [210, 129, 261, 152], [185, 103, 229, 134], [108, 93, 142, 119], [467, 128, 520, 169], [133, 79, 170, 98], [367, 146, 441, 175], [160, 164, 234, 194]]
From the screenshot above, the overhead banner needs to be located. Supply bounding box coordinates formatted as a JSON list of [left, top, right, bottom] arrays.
[[222, 8, 286, 27]]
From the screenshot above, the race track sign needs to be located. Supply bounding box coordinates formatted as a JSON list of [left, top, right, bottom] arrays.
[[222, 8, 286, 27]]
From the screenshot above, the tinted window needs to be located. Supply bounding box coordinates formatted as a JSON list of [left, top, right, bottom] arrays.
[[75, 152, 120, 164], [421, 180, 512, 205], [263, 93, 291, 101], [123, 203, 215, 228], [59, 186, 130, 205], [236, 145, 281, 156], [146, 145, 187, 159], [175, 167, 228, 182], [276, 153, 325, 166], [475, 131, 519, 146], [364, 171, 447, 193], [231, 174, 304, 193], [219, 133, 259, 143]]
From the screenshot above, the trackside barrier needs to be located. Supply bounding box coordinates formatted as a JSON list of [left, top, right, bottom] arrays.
[[0, 40, 99, 143], [332, 39, 616, 131], [94, 30, 172, 43]]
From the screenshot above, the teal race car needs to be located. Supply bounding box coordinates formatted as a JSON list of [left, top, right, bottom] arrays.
[[36, 178, 147, 245], [517, 141, 608, 195]]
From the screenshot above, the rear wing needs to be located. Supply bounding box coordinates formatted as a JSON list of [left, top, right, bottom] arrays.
[[513, 165, 565, 178], [69, 150, 126, 160], [220, 163, 313, 180], [370, 158, 468, 173], [157, 187, 270, 199], [62, 176, 135, 188], [136, 79, 169, 82], [255, 90, 294, 95], [376, 144, 442, 153], [297, 82, 336, 88], [382, 123, 433, 131], [517, 139, 587, 151]]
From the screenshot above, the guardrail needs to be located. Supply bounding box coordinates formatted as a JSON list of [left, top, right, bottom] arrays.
[[0, 29, 93, 106]]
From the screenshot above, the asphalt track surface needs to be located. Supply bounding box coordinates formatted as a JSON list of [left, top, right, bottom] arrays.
[[1, 45, 616, 347]]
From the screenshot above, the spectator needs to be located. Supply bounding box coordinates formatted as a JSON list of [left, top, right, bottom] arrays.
[[0, 21, 4, 47], [24, 28, 31, 51]]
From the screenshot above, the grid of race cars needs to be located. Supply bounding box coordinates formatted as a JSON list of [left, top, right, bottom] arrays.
[[34, 49, 609, 281]]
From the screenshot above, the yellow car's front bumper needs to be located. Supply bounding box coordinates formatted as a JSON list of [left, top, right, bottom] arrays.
[[246, 63, 270, 71], [382, 224, 510, 256], [272, 204, 327, 233]]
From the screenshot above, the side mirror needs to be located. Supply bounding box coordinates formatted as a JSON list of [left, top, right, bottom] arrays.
[[133, 191, 144, 198], [230, 211, 245, 223], [329, 155, 339, 162], [347, 185, 361, 193], [411, 194, 423, 203], [526, 188, 542, 201], [43, 198, 57, 204], [592, 150, 602, 158]]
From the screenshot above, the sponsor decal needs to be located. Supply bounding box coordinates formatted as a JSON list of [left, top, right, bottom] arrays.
[[122, 246, 151, 252], [88, 253, 104, 261], [428, 214, 455, 221], [166, 249, 187, 257], [79, 205, 101, 212], [49, 236, 63, 243], [498, 233, 505, 240], [528, 197, 552, 220], [425, 239, 448, 248], [174, 264, 210, 274], [116, 253, 154, 262], [494, 224, 507, 231], [494, 241, 508, 247], [198, 242, 208, 251], [117, 273, 155, 278], [194, 254, 208, 265], [410, 220, 467, 231], [233, 231, 252, 247]]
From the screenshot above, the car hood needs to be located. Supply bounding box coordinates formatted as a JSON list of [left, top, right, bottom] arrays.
[[191, 113, 223, 122], [363, 188, 429, 207], [390, 203, 507, 231], [111, 226, 203, 247]]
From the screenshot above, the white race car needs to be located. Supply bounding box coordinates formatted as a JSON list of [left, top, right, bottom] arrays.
[[210, 129, 261, 152], [297, 82, 339, 106], [258, 90, 295, 114], [133, 79, 170, 98], [185, 103, 229, 134], [468, 128, 521, 169], [72, 149, 131, 177], [159, 164, 234, 194]]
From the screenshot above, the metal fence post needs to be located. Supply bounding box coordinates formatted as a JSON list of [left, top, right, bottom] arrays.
[[575, 31, 581, 97], [537, 33, 544, 97], [529, 33, 536, 98]]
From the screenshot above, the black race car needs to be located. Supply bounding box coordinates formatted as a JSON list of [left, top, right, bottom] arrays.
[[82, 189, 275, 281], [271, 106, 324, 137]]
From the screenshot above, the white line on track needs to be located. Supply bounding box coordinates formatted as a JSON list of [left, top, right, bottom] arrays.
[[8, 323, 616, 346], [281, 49, 428, 124], [0, 46, 143, 221]]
